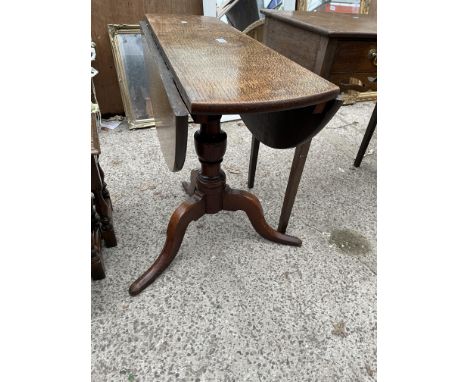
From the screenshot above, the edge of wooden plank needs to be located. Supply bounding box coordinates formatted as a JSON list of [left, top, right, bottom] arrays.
[[261, 10, 377, 39]]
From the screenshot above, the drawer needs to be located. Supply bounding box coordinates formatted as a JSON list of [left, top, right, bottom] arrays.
[[330, 40, 377, 74]]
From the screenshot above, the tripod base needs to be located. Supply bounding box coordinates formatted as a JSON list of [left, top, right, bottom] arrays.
[[129, 115, 301, 296]]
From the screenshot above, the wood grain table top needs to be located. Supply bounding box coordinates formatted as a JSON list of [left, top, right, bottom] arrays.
[[261, 10, 376, 38], [145, 15, 339, 114]]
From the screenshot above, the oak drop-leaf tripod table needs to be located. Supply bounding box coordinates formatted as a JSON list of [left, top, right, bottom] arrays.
[[130, 15, 340, 296]]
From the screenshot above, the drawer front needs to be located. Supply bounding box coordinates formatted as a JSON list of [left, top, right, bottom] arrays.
[[330, 40, 377, 74]]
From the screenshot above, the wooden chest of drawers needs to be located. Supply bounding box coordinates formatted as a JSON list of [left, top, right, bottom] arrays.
[[261, 11, 377, 101]]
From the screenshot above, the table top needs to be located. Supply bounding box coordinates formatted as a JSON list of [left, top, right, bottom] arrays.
[[261, 10, 377, 38], [145, 15, 339, 114]]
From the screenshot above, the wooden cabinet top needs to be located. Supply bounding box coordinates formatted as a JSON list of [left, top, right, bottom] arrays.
[[145, 15, 339, 114], [261, 10, 376, 39]]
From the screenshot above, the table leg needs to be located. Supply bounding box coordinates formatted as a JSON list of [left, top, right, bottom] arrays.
[[247, 135, 260, 188], [182, 169, 198, 196], [129, 197, 205, 296], [129, 115, 301, 296], [354, 103, 377, 168], [277, 139, 313, 234], [223, 187, 301, 246], [91, 155, 117, 247]]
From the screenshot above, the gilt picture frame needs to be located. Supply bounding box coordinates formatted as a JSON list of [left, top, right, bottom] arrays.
[[108, 24, 155, 129]]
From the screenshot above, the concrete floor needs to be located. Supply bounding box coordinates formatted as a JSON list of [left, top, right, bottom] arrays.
[[92, 101, 377, 382]]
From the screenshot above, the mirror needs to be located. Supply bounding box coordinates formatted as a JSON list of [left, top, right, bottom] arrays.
[[108, 24, 155, 129]]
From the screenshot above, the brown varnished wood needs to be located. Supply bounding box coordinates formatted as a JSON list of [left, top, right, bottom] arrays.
[[354, 103, 377, 167], [247, 10, 376, 233], [262, 13, 376, 83], [243, 19, 265, 43], [277, 139, 312, 234], [241, 98, 342, 149], [145, 15, 339, 114], [91, 252, 106, 280], [91, 155, 117, 248], [245, 99, 342, 233], [247, 135, 260, 188], [91, 0, 203, 115], [263, 16, 323, 73], [91, 113, 113, 279], [130, 116, 301, 296], [92, 115, 113, 208], [141, 21, 189, 172], [97, 160, 113, 210], [91, 195, 106, 280], [261, 10, 376, 38], [129, 197, 206, 296], [129, 16, 342, 295], [223, 187, 301, 246], [91, 112, 116, 248], [330, 40, 377, 74], [314, 37, 337, 78]]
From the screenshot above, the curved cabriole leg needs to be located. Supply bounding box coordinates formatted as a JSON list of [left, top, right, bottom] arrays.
[[223, 187, 302, 246], [129, 197, 205, 296]]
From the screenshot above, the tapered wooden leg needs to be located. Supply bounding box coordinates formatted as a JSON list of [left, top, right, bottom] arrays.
[[354, 104, 377, 168], [247, 135, 260, 189], [91, 155, 117, 247], [129, 196, 205, 296], [277, 139, 312, 234], [182, 169, 198, 196], [223, 187, 302, 246]]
